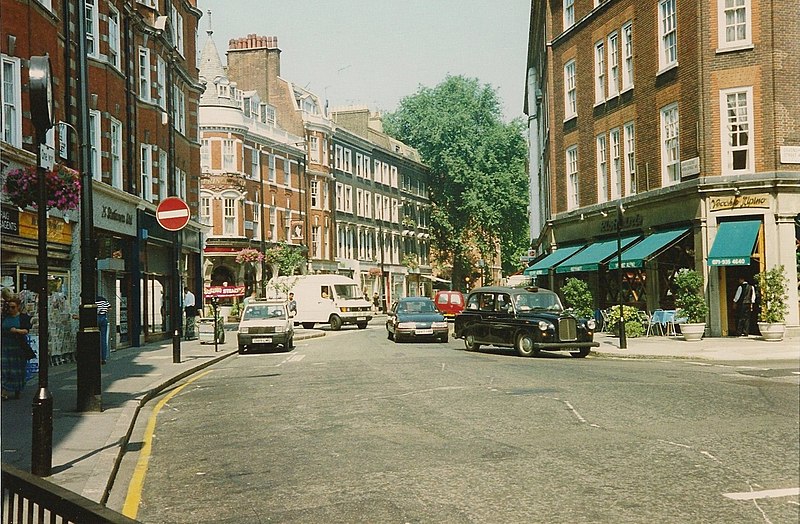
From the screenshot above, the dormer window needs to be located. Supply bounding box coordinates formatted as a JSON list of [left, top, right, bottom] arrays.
[[217, 82, 230, 98]]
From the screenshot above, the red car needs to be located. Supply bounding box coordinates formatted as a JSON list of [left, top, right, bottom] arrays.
[[434, 290, 465, 320]]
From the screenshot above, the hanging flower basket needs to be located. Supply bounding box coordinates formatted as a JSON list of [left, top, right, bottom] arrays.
[[2, 165, 81, 212], [235, 248, 264, 264]]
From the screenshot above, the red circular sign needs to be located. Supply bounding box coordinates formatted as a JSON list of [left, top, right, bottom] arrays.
[[156, 197, 191, 231]]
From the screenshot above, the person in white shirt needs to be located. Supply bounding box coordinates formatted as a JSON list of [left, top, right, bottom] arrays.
[[732, 277, 755, 337], [184, 287, 197, 340]]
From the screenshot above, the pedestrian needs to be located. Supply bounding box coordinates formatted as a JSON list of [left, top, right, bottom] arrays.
[[732, 277, 755, 337], [96, 295, 111, 364], [184, 287, 197, 340], [287, 292, 297, 317], [1, 295, 32, 400], [372, 292, 380, 313]]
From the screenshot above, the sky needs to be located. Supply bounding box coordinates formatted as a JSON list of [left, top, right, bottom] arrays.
[[195, 0, 531, 122]]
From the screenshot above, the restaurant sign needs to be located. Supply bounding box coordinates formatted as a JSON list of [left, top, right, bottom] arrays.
[[709, 193, 769, 211]]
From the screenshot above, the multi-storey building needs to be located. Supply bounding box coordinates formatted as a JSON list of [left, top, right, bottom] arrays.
[[1, 0, 204, 354], [198, 31, 306, 307], [525, 0, 799, 336], [332, 108, 432, 305]]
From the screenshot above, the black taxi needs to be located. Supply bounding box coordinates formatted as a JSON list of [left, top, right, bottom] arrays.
[[453, 286, 599, 358]]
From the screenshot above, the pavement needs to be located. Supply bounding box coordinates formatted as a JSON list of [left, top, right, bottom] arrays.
[[1, 318, 798, 514]]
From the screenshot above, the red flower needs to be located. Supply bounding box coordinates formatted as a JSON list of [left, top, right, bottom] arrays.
[[2, 165, 81, 212]]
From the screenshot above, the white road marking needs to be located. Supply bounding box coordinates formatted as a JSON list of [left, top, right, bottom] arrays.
[[276, 353, 305, 366], [723, 487, 800, 501]]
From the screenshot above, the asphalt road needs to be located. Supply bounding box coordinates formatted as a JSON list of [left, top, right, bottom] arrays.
[[118, 322, 800, 523]]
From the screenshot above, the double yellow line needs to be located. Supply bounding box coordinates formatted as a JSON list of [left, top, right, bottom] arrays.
[[122, 370, 212, 519]]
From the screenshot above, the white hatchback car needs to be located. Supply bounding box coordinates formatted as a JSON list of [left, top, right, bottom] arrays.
[[237, 300, 294, 353]]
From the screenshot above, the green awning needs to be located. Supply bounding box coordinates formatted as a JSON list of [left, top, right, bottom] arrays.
[[523, 245, 585, 276], [608, 227, 690, 269], [555, 235, 640, 273], [707, 220, 761, 266]]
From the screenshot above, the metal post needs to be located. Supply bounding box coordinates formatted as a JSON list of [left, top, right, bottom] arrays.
[[31, 127, 53, 476], [617, 203, 627, 349], [213, 298, 219, 352], [75, 2, 101, 412]]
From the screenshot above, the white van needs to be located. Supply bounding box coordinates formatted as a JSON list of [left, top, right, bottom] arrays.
[[269, 275, 373, 330]]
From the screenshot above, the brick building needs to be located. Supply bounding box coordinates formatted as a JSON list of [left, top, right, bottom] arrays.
[[1, 0, 204, 353], [525, 0, 799, 336], [198, 31, 307, 309]]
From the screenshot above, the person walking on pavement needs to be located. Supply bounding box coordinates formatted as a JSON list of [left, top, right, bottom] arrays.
[[183, 287, 197, 340], [96, 295, 111, 364], [287, 292, 297, 317], [373, 292, 380, 314], [733, 277, 756, 336], [1, 295, 32, 400]]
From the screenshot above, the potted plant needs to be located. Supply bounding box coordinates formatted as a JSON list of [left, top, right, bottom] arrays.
[[673, 268, 708, 341], [605, 304, 644, 338], [754, 265, 789, 342]]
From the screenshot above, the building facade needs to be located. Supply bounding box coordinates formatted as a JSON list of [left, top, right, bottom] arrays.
[[332, 108, 433, 307], [198, 32, 306, 311], [1, 0, 204, 356], [525, 0, 799, 336]]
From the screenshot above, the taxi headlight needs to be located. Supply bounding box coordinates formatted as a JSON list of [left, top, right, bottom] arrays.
[[586, 319, 596, 330], [398, 322, 416, 329], [431, 321, 448, 328], [538, 320, 550, 331]]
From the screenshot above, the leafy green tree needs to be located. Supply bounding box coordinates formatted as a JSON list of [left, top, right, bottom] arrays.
[[561, 278, 594, 319], [383, 75, 529, 289]]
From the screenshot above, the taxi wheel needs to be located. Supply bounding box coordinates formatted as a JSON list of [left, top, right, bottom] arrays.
[[464, 334, 480, 351], [329, 315, 343, 331], [570, 348, 590, 358], [515, 333, 537, 357]]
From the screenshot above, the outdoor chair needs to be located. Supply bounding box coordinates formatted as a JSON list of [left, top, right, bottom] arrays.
[[646, 309, 666, 336]]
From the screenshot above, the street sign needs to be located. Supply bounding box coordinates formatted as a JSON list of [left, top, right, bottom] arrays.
[[39, 144, 55, 170], [155, 197, 190, 231]]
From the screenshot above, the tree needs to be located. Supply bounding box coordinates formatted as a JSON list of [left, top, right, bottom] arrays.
[[265, 245, 305, 276], [383, 75, 529, 289]]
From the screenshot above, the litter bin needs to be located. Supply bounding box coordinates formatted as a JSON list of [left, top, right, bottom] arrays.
[[197, 316, 225, 344]]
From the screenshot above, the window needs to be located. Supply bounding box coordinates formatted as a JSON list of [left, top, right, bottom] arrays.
[[356, 188, 364, 216], [721, 87, 753, 174], [610, 129, 621, 199], [334, 145, 343, 170], [108, 6, 121, 69], [223, 196, 237, 236], [140, 144, 153, 202], [364, 190, 372, 218], [658, 0, 677, 70], [564, 60, 577, 119], [310, 136, 320, 163], [356, 153, 363, 177], [200, 194, 211, 225], [719, 0, 751, 48], [251, 148, 260, 179], [622, 23, 634, 91], [1, 55, 22, 147], [223, 140, 235, 171], [624, 123, 636, 196], [270, 206, 277, 240], [564, 0, 575, 30], [336, 182, 344, 211], [660, 104, 680, 185], [89, 110, 101, 181], [390, 166, 398, 188], [173, 86, 185, 134], [344, 149, 352, 173], [364, 156, 371, 179], [391, 198, 399, 222], [252, 196, 261, 240], [312, 226, 321, 259], [310, 180, 319, 208], [283, 158, 290, 185], [170, 3, 184, 56], [596, 134, 608, 202], [138, 47, 151, 101], [345, 186, 353, 213], [178, 168, 186, 200], [262, 104, 276, 126], [375, 193, 382, 220], [158, 149, 168, 200], [374, 159, 381, 182], [268, 155, 276, 182], [594, 41, 606, 103], [607, 32, 619, 97], [110, 118, 122, 189], [201, 139, 210, 170], [382, 162, 390, 185], [156, 57, 166, 110], [86, 0, 99, 57], [322, 139, 329, 166]]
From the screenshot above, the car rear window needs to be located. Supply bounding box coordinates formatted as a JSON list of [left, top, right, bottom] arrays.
[[449, 294, 463, 305], [437, 294, 449, 304]]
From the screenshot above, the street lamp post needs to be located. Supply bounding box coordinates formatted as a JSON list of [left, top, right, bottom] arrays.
[[616, 202, 627, 350], [29, 55, 54, 476]]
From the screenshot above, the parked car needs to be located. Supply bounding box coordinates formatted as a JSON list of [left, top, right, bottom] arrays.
[[454, 286, 598, 358], [237, 300, 294, 353], [433, 290, 465, 320], [386, 297, 449, 343]]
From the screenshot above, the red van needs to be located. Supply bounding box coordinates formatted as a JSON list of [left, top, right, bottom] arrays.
[[434, 290, 465, 320]]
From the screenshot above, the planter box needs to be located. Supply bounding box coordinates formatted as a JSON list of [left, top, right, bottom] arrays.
[[679, 322, 705, 342]]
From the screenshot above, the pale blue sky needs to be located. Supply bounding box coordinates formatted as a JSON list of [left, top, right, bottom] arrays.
[[196, 0, 531, 122]]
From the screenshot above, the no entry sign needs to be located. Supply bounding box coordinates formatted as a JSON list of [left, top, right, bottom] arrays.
[[156, 197, 190, 231]]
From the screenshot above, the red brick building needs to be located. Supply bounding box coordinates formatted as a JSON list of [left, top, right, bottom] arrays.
[[2, 0, 204, 352], [525, 0, 799, 336]]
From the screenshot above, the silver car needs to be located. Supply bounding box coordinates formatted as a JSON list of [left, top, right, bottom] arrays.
[[237, 300, 294, 353]]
